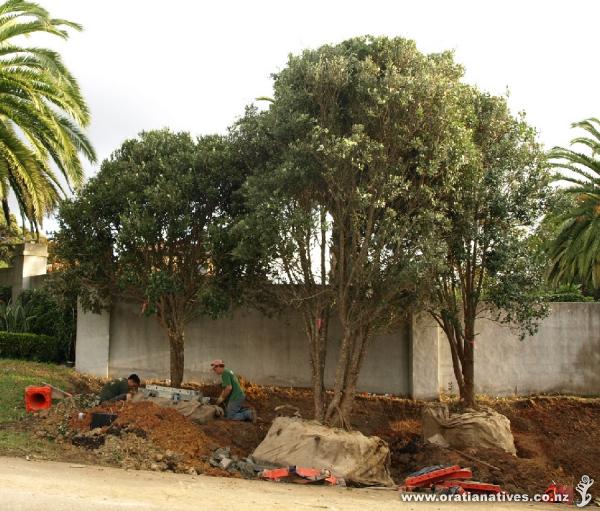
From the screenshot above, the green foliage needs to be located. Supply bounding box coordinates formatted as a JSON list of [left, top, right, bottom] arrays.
[[234, 36, 471, 422], [0, 331, 60, 363], [426, 89, 550, 405], [547, 118, 600, 288], [55, 129, 245, 319], [431, 91, 550, 332], [0, 288, 74, 362], [55, 129, 249, 384], [0, 286, 10, 302], [0, 0, 95, 228], [19, 288, 75, 362], [0, 298, 36, 332], [547, 284, 594, 302]]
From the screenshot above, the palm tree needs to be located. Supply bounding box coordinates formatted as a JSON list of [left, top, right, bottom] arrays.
[[548, 118, 600, 288], [0, 0, 95, 232]]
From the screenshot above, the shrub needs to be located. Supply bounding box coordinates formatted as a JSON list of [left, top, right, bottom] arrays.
[[18, 288, 76, 362], [547, 284, 595, 303], [0, 331, 61, 362], [0, 286, 10, 303], [0, 299, 37, 332]]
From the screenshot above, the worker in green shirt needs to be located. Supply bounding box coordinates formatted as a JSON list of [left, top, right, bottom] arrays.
[[99, 374, 141, 403], [211, 360, 255, 422]]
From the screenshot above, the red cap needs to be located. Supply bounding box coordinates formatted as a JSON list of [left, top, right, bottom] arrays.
[[210, 359, 224, 367]]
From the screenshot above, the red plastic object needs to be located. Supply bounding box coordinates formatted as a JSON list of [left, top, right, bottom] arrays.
[[25, 385, 52, 412], [295, 467, 321, 478], [260, 467, 339, 486], [405, 465, 471, 488], [545, 483, 573, 504], [261, 467, 290, 481]]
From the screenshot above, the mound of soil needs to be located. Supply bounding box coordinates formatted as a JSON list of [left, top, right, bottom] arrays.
[[32, 380, 600, 495]]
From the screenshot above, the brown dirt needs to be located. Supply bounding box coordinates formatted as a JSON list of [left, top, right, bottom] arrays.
[[29, 380, 600, 495]]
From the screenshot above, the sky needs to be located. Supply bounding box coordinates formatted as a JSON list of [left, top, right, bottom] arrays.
[[39, 0, 599, 232]]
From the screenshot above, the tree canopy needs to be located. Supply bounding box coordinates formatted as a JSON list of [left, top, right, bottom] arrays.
[[55, 129, 245, 386], [426, 89, 550, 406], [234, 36, 472, 424]]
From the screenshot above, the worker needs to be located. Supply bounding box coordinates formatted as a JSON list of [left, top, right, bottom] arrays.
[[99, 374, 141, 403], [210, 360, 256, 422]]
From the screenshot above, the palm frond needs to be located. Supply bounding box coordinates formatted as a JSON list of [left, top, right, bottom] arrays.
[[547, 118, 600, 288], [0, 0, 94, 229]]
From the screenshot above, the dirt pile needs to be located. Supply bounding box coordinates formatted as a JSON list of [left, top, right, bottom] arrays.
[[111, 401, 216, 459], [31, 379, 600, 495], [37, 399, 235, 475]]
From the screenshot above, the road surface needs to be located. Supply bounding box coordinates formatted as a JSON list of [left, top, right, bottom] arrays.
[[0, 456, 556, 511]]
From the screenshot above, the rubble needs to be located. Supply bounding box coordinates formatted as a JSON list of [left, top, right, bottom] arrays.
[[209, 447, 262, 478]]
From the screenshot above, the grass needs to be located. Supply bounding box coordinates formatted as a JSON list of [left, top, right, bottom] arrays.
[[0, 359, 81, 458], [0, 430, 63, 457], [0, 359, 75, 424]]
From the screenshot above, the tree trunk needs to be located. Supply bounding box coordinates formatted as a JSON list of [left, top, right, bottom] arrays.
[[309, 313, 329, 422], [167, 326, 185, 388], [324, 328, 352, 426], [323, 327, 368, 428], [461, 335, 475, 408], [441, 321, 474, 407]]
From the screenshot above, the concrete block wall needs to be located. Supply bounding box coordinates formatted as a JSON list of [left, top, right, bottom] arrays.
[[75, 301, 600, 398], [99, 301, 412, 395], [438, 303, 600, 396]]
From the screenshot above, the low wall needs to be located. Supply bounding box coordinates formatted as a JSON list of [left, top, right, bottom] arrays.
[[75, 301, 600, 398]]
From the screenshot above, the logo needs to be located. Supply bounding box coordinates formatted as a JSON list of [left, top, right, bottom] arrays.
[[576, 475, 594, 508]]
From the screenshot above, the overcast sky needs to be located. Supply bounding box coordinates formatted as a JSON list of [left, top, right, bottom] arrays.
[[39, 0, 598, 231]]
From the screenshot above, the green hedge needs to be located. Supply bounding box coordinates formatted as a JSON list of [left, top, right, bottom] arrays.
[[0, 331, 61, 363], [548, 293, 594, 302]]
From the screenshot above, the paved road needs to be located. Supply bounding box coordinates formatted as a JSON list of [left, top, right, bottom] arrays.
[[0, 457, 556, 511]]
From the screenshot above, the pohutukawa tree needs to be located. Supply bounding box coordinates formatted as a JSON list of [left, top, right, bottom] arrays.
[[426, 89, 550, 407], [0, 0, 95, 230], [55, 130, 246, 386], [234, 36, 470, 426]]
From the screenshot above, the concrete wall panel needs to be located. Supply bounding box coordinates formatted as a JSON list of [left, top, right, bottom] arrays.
[[437, 303, 600, 396], [107, 302, 411, 395]]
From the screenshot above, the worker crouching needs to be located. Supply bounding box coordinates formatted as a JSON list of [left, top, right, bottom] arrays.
[[211, 360, 256, 422]]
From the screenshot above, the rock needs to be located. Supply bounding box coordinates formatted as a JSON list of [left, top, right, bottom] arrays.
[[219, 458, 233, 470]]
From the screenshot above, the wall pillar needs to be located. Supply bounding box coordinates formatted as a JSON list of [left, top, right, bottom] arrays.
[[75, 300, 111, 377], [409, 312, 440, 399], [11, 242, 48, 301]]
